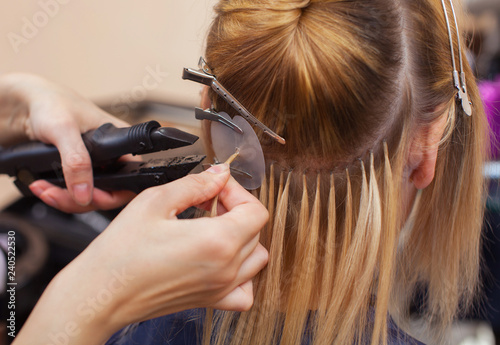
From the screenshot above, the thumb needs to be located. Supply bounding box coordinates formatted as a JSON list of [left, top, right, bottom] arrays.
[[139, 164, 231, 219]]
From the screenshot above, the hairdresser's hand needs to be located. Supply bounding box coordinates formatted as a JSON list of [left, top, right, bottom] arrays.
[[0, 73, 135, 211], [81, 164, 270, 318], [14, 165, 269, 345]]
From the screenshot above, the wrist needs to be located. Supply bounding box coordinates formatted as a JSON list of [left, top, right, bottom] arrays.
[[51, 259, 127, 341], [15, 260, 124, 345]]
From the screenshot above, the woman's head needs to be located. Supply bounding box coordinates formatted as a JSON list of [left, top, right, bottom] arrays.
[[202, 0, 488, 344], [206, 0, 405, 166]]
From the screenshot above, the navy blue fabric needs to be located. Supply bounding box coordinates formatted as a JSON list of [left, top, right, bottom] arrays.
[[105, 310, 426, 345], [106, 310, 202, 345]]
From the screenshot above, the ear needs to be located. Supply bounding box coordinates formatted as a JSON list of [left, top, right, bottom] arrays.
[[199, 86, 216, 161], [408, 113, 448, 190], [200, 86, 211, 109], [199, 85, 212, 141]]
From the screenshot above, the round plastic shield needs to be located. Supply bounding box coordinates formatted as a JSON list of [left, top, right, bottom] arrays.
[[211, 112, 265, 190]]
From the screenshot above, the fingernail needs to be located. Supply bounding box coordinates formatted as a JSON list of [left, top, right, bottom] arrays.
[[207, 164, 229, 174], [72, 183, 91, 206]]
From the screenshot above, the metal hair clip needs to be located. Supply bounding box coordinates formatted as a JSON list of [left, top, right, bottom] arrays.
[[441, 0, 472, 116], [182, 59, 286, 144], [194, 107, 243, 134], [198, 56, 213, 75]]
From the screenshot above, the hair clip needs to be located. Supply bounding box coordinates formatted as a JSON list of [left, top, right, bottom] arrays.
[[198, 56, 213, 75], [195, 107, 243, 134], [441, 0, 472, 116], [183, 61, 286, 144]]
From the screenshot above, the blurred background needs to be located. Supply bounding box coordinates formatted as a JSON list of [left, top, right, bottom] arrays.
[[0, 0, 216, 107], [0, 0, 499, 344]]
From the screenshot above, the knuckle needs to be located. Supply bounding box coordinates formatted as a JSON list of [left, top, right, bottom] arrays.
[[51, 118, 83, 138], [187, 172, 224, 199], [220, 269, 239, 287], [256, 245, 270, 265], [258, 205, 270, 226], [239, 205, 268, 236], [206, 237, 237, 264], [198, 237, 239, 280], [63, 152, 91, 173]]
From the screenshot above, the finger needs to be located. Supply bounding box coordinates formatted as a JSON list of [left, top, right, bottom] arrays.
[[39, 108, 127, 208], [218, 175, 266, 213], [182, 191, 268, 247], [212, 280, 254, 312], [197, 175, 265, 216], [92, 189, 136, 209], [215, 178, 269, 242], [211, 244, 269, 311], [30, 180, 135, 213], [195, 199, 228, 215], [31, 182, 94, 213], [48, 122, 94, 207], [118, 153, 143, 163], [175, 216, 262, 275], [140, 164, 231, 219]]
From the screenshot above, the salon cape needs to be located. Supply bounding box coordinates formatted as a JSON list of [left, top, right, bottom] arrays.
[[105, 309, 425, 345]]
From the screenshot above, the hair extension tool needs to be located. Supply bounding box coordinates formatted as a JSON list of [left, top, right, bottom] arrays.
[[0, 121, 205, 196]]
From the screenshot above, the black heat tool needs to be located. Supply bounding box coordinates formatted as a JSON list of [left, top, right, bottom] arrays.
[[0, 120, 205, 196]]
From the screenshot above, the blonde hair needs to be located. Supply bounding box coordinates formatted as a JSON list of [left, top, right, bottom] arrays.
[[202, 0, 489, 344]]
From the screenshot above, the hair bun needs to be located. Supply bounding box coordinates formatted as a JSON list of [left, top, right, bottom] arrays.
[[265, 0, 311, 11], [295, 0, 311, 9], [215, 0, 312, 13]]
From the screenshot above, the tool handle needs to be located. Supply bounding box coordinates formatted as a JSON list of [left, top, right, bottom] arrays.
[[0, 121, 161, 176], [43, 156, 206, 194], [82, 121, 160, 163], [0, 141, 60, 176]]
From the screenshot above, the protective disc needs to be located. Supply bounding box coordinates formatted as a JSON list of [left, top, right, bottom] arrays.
[[211, 112, 265, 190]]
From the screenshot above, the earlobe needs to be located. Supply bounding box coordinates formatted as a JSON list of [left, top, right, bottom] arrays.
[[409, 113, 449, 190], [410, 151, 438, 190]]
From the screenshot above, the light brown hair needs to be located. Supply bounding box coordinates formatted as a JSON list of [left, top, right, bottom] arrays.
[[203, 0, 489, 344]]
